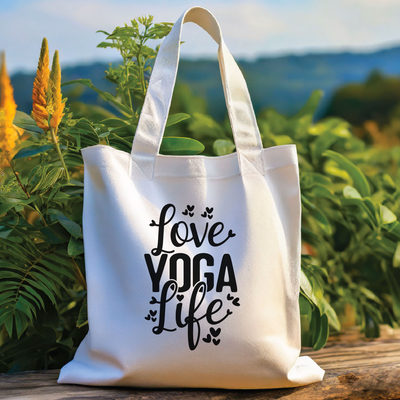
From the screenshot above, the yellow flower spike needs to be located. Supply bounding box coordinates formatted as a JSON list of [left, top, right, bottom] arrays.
[[48, 50, 65, 134], [32, 38, 50, 131], [47, 49, 69, 182], [0, 52, 18, 168]]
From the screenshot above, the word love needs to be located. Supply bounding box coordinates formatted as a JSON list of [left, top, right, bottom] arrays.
[[150, 204, 236, 256], [146, 204, 237, 293]]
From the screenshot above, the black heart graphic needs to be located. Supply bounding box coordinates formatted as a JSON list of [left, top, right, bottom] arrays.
[[210, 327, 221, 337], [177, 294, 184, 301], [227, 294, 234, 300], [227, 309, 233, 315], [189, 212, 194, 217], [150, 310, 157, 316], [187, 205, 195, 211], [201, 212, 207, 218], [149, 220, 156, 226], [151, 317, 157, 322], [206, 207, 214, 214], [182, 209, 188, 215], [203, 334, 212, 343], [233, 298, 240, 307], [144, 314, 150, 320], [213, 339, 220, 346], [228, 230, 236, 237], [208, 215, 213, 220], [149, 296, 157, 304]]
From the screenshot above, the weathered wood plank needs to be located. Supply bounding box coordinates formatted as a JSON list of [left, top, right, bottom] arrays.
[[302, 339, 400, 369], [0, 364, 399, 400], [0, 329, 399, 400]]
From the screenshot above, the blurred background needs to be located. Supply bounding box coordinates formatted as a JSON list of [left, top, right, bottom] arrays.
[[5, 0, 400, 141]]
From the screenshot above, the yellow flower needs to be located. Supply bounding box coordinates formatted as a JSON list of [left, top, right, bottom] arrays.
[[32, 38, 50, 131], [47, 50, 65, 139], [0, 52, 18, 168]]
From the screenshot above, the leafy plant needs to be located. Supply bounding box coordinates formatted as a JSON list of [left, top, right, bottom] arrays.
[[62, 16, 203, 155], [257, 91, 400, 345]]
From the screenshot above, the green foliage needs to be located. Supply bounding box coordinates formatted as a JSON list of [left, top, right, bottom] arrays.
[[61, 17, 203, 155], [0, 16, 188, 373], [1, 13, 399, 373], [97, 15, 173, 105], [259, 93, 400, 345]]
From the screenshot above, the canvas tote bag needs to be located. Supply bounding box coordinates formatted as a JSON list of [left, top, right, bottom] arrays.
[[58, 6, 325, 389]]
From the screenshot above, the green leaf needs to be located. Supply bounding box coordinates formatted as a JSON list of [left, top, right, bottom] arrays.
[[12, 145, 54, 160], [76, 296, 88, 328], [40, 168, 64, 193], [32, 265, 67, 291], [96, 29, 111, 35], [311, 132, 339, 161], [358, 286, 383, 305], [68, 236, 84, 257], [0, 310, 13, 329], [4, 315, 14, 338], [13, 111, 44, 134], [318, 297, 341, 332], [363, 303, 381, 339], [0, 203, 16, 217], [300, 294, 313, 347], [47, 209, 82, 239], [393, 242, 400, 268], [20, 290, 43, 311], [29, 165, 51, 194], [343, 185, 362, 199], [166, 113, 191, 127], [309, 207, 332, 235], [300, 270, 316, 304], [380, 204, 397, 224], [0, 291, 15, 304], [25, 278, 57, 305], [97, 41, 119, 49], [159, 137, 205, 155], [42, 256, 76, 280], [294, 90, 323, 119], [100, 118, 129, 128], [213, 139, 236, 156], [57, 218, 82, 238], [323, 150, 370, 197], [313, 312, 329, 351]]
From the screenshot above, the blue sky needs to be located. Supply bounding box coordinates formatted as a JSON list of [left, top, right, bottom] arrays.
[[2, 0, 400, 73]]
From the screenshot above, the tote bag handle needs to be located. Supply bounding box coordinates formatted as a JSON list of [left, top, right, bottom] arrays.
[[131, 6, 264, 179]]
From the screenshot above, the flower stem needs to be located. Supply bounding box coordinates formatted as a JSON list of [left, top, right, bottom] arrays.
[[50, 126, 69, 182], [4, 153, 30, 199], [4, 153, 48, 226]]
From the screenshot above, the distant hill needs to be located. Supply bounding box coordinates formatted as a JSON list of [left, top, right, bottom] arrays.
[[11, 45, 400, 122]]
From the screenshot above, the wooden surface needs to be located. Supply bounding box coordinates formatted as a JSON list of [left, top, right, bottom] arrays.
[[0, 326, 399, 400]]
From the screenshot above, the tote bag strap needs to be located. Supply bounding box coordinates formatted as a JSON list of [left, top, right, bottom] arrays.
[[131, 6, 264, 179]]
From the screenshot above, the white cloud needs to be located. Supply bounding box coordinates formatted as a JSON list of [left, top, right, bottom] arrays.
[[1, 0, 400, 74]]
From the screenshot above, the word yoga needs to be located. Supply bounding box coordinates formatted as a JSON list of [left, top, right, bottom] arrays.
[[143, 203, 241, 351]]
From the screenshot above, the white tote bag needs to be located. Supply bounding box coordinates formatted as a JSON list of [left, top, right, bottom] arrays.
[[58, 6, 324, 389]]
